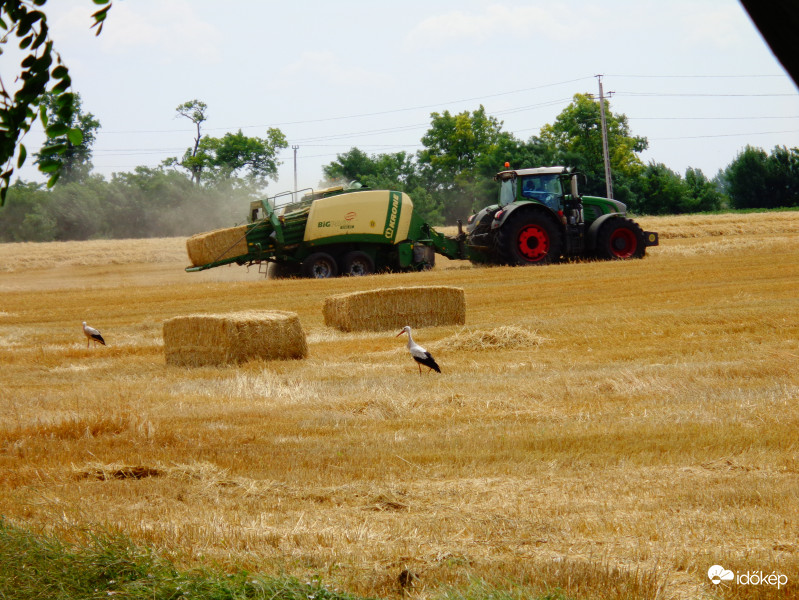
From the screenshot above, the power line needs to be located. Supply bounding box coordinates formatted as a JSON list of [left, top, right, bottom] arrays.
[[630, 115, 799, 120], [651, 128, 799, 140], [96, 76, 594, 135], [618, 91, 797, 97], [608, 73, 789, 79]]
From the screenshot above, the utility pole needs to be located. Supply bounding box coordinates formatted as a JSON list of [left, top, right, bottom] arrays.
[[292, 145, 299, 202], [596, 75, 614, 199]]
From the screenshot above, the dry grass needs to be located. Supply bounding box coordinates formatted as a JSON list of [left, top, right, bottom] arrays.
[[436, 325, 545, 351], [0, 212, 798, 599]]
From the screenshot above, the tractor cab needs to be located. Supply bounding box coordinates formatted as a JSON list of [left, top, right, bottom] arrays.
[[495, 166, 578, 213]]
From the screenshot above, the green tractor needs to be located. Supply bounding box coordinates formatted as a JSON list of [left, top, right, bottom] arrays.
[[465, 166, 658, 265], [184, 166, 657, 278]]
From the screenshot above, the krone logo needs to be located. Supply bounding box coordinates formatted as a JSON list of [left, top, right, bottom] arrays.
[[708, 565, 734, 585], [384, 197, 399, 239]]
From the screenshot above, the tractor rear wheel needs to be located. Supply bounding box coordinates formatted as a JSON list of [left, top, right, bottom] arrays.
[[497, 211, 564, 265], [594, 217, 646, 260], [341, 251, 375, 276], [302, 252, 338, 278]]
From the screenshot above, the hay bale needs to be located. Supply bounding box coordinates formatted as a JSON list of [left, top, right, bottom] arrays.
[[163, 310, 307, 367], [323, 286, 465, 332], [186, 224, 249, 267]]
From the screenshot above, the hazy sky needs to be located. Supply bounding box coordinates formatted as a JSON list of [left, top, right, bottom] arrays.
[[4, 0, 798, 195]]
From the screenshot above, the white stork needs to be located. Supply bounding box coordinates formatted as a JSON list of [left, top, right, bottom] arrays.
[[396, 325, 441, 375], [82, 321, 106, 348]]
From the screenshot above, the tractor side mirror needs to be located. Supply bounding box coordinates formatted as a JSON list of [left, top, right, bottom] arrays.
[[570, 174, 580, 199]]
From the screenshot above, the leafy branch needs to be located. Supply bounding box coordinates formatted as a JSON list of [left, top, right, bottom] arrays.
[[0, 0, 111, 206]]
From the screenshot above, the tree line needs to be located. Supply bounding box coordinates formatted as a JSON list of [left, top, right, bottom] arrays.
[[323, 96, 799, 224], [1, 92, 798, 242]]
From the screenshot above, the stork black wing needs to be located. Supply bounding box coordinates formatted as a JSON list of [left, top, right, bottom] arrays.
[[413, 352, 441, 373]]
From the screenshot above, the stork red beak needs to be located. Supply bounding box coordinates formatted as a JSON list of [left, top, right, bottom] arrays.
[[396, 330, 405, 337]]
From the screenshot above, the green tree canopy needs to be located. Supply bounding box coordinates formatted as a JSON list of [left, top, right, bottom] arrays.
[[539, 93, 648, 203], [323, 147, 443, 224], [632, 162, 690, 215], [417, 105, 509, 221], [683, 167, 725, 212], [165, 100, 287, 186], [724, 145, 799, 209], [203, 128, 287, 184], [0, 0, 111, 204], [35, 91, 100, 183]]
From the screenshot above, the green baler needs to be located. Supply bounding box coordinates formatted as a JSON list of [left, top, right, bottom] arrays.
[[185, 186, 466, 278]]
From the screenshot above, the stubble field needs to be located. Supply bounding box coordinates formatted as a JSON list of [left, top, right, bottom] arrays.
[[0, 211, 798, 600]]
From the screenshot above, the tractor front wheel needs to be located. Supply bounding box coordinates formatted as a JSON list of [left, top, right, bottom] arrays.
[[497, 211, 564, 265], [594, 218, 646, 260], [302, 252, 339, 278]]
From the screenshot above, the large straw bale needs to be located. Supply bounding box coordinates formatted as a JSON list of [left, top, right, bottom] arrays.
[[186, 224, 249, 267], [323, 286, 465, 332], [163, 310, 307, 367]]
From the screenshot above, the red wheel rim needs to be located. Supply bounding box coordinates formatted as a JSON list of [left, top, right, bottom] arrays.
[[609, 227, 637, 258], [517, 224, 550, 262]]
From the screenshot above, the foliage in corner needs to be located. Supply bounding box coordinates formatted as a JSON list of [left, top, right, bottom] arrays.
[[0, 0, 111, 206]]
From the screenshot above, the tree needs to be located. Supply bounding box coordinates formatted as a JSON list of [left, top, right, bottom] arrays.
[[417, 105, 507, 222], [683, 167, 725, 212], [539, 93, 648, 204], [724, 145, 771, 209], [323, 147, 375, 183], [724, 145, 799, 209], [203, 128, 287, 184], [165, 100, 287, 186], [0, 0, 111, 205], [765, 145, 799, 208], [35, 91, 100, 183], [633, 162, 689, 215], [170, 99, 208, 184], [323, 148, 444, 224]]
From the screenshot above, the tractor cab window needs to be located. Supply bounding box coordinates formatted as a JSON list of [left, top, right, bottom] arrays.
[[520, 174, 563, 211], [498, 177, 516, 207]]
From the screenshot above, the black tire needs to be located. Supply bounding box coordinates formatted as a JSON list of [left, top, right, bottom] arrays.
[[594, 217, 646, 260], [341, 251, 375, 276], [266, 262, 300, 279], [302, 252, 338, 278], [497, 210, 564, 265]]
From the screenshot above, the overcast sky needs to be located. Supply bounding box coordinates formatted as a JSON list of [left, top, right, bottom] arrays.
[[4, 0, 798, 195]]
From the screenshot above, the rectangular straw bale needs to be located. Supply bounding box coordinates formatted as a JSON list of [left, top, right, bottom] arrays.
[[323, 286, 465, 332], [163, 310, 307, 367], [186, 224, 249, 267]]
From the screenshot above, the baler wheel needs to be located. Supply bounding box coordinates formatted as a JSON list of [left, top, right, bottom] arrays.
[[302, 252, 339, 278], [266, 262, 300, 279], [341, 251, 375, 276]]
